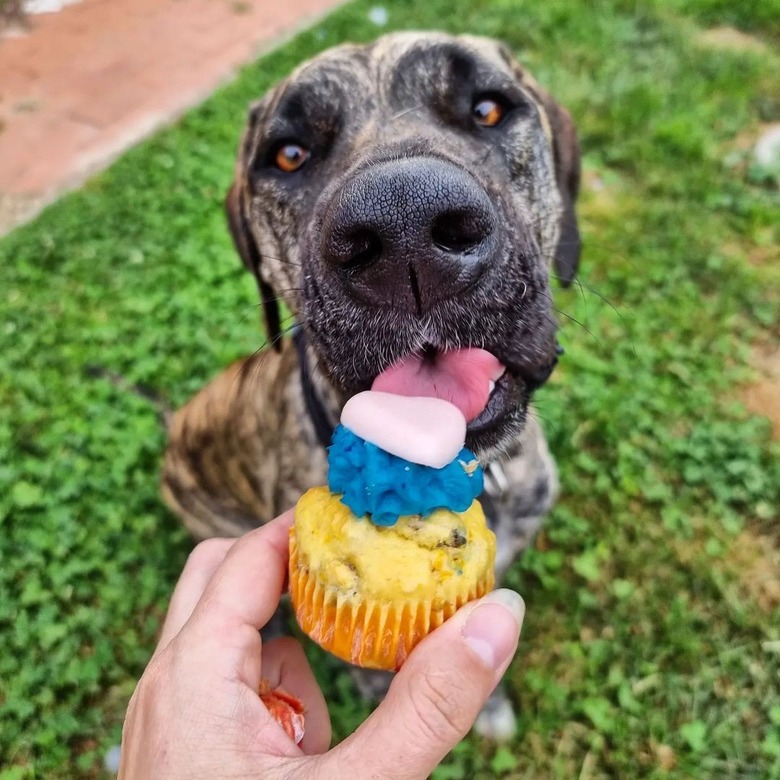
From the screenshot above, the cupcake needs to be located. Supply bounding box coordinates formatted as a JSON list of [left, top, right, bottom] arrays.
[[289, 391, 495, 671]]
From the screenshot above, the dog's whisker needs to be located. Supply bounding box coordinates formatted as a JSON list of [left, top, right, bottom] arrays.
[[551, 272, 627, 324], [390, 103, 424, 122], [300, 341, 339, 405], [226, 318, 299, 402], [240, 296, 300, 328], [552, 307, 600, 343], [536, 260, 619, 315], [259, 289, 305, 305], [257, 319, 297, 352], [526, 407, 560, 441], [536, 299, 599, 346], [255, 253, 305, 268]]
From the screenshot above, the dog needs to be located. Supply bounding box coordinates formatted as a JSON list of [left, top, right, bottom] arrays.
[[162, 31, 580, 739]]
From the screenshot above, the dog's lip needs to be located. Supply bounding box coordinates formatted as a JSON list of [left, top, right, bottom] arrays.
[[466, 369, 517, 434]]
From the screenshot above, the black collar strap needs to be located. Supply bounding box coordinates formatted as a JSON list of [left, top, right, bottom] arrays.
[[293, 326, 337, 450]]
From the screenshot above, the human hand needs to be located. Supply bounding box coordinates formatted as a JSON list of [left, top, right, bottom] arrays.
[[119, 510, 524, 779]]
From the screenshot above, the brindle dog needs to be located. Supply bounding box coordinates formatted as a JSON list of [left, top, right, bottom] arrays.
[[162, 32, 580, 739]]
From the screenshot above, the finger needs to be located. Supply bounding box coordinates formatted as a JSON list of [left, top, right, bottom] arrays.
[[261, 636, 332, 755], [327, 589, 524, 780], [155, 538, 237, 653], [187, 509, 295, 637]]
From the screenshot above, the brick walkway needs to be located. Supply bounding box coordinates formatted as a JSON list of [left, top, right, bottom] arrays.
[[0, 0, 343, 235]]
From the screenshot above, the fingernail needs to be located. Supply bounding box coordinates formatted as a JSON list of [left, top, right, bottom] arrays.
[[462, 589, 525, 670]]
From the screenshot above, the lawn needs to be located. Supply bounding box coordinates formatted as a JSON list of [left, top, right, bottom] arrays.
[[1, 0, 779, 777]]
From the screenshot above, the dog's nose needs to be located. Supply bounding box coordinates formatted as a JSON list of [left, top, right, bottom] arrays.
[[321, 158, 496, 311]]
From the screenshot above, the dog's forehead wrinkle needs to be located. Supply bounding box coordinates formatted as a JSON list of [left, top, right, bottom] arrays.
[[377, 34, 511, 93], [265, 60, 377, 145], [454, 33, 517, 71], [290, 43, 370, 84]]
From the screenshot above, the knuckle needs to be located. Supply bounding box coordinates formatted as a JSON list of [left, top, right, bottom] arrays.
[[140, 654, 168, 690], [185, 538, 230, 571], [126, 656, 165, 716], [409, 667, 471, 745]]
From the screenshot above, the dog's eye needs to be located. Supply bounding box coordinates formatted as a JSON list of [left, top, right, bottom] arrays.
[[274, 143, 310, 173], [472, 97, 505, 127]]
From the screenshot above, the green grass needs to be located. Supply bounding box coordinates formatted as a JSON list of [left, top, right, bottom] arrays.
[[1, 0, 779, 777]]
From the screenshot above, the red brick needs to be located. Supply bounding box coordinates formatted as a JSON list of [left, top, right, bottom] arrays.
[[0, 0, 343, 232]]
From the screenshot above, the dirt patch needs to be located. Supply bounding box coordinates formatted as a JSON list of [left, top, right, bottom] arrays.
[[743, 380, 780, 439], [0, 191, 46, 235], [696, 26, 769, 54], [741, 344, 780, 440], [723, 122, 780, 192], [730, 122, 780, 155], [581, 167, 623, 217], [721, 238, 779, 269], [0, 0, 343, 237], [725, 529, 780, 612], [652, 742, 677, 772], [0, 0, 25, 29]]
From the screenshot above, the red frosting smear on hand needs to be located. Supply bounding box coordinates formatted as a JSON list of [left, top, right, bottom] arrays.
[[259, 679, 305, 745], [371, 348, 505, 422]]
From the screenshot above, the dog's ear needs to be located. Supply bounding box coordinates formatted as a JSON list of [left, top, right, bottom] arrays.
[[498, 46, 581, 286], [225, 179, 283, 352], [225, 97, 283, 350], [533, 88, 582, 287]]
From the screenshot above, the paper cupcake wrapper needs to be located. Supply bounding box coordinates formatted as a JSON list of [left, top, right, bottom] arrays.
[[289, 533, 494, 671]]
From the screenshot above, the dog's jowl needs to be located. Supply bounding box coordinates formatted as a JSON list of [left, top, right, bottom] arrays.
[[162, 32, 581, 739]]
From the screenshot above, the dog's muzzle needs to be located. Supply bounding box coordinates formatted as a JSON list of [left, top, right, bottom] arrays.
[[320, 157, 498, 312]]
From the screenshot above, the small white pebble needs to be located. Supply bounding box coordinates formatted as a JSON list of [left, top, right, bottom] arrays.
[[104, 744, 122, 774], [474, 696, 517, 741], [754, 125, 780, 168], [24, 0, 78, 14], [368, 6, 389, 26]]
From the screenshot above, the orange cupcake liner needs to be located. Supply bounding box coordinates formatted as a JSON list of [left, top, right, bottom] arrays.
[[289, 534, 494, 671]]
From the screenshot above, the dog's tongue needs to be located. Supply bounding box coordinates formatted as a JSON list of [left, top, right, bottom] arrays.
[[371, 348, 505, 422]]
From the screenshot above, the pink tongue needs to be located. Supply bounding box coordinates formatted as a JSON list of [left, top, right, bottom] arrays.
[[371, 348, 505, 422]]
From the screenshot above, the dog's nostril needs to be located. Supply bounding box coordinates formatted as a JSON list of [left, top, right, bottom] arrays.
[[431, 209, 491, 254], [333, 228, 383, 270]]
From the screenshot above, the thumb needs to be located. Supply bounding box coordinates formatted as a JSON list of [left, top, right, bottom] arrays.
[[328, 589, 524, 780]]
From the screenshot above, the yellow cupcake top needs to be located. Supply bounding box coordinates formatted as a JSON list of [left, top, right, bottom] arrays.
[[293, 487, 495, 606]]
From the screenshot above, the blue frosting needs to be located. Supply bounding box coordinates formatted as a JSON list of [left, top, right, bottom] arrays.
[[327, 424, 483, 526]]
